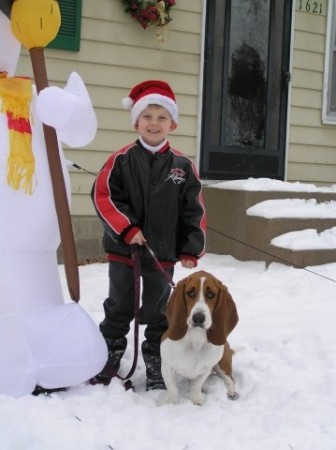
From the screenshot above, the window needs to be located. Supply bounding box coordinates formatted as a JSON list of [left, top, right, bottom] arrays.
[[48, 0, 82, 51], [323, 0, 336, 123]]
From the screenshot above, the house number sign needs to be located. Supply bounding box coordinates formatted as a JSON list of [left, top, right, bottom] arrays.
[[297, 0, 324, 14]]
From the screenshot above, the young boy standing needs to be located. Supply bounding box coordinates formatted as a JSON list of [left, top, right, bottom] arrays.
[[91, 80, 206, 390]]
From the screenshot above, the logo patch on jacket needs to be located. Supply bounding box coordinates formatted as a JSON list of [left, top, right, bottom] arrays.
[[165, 168, 186, 185]]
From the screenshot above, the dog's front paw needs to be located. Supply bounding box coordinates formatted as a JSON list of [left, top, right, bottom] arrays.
[[157, 391, 178, 406], [189, 391, 206, 406], [227, 391, 239, 400]]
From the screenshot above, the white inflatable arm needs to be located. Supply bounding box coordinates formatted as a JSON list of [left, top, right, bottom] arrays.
[[35, 72, 97, 147]]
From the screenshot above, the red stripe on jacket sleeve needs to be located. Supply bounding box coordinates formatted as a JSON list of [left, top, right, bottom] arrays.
[[93, 146, 132, 236]]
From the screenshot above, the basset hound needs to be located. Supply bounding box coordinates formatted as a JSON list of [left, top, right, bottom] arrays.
[[159, 270, 239, 406]]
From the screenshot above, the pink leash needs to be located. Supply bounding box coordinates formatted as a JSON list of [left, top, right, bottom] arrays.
[[144, 242, 176, 290]]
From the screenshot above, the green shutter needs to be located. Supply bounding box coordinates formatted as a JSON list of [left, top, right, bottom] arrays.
[[48, 0, 82, 51]]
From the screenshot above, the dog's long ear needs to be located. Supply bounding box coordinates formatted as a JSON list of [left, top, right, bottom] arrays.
[[223, 289, 239, 337], [164, 280, 188, 341], [207, 283, 239, 345]]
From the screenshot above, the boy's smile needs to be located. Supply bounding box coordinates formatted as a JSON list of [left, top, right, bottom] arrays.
[[135, 104, 177, 147]]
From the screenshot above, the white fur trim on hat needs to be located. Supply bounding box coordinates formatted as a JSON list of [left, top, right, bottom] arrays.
[[130, 93, 178, 125], [122, 96, 134, 110]]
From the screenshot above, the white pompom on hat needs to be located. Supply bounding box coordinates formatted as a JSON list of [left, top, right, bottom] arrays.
[[122, 80, 178, 125]]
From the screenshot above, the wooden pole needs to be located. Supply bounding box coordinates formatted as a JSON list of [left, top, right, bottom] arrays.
[[29, 47, 80, 302]]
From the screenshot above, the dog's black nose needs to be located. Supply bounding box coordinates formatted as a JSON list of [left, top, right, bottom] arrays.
[[192, 312, 205, 327]]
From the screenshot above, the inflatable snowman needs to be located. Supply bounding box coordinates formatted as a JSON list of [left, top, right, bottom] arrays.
[[0, 1, 107, 397]]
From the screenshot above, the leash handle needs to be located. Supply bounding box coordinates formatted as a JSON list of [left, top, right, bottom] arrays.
[[144, 243, 175, 289]]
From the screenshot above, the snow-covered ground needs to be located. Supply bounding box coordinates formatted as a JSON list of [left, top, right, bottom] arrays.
[[0, 253, 335, 450]]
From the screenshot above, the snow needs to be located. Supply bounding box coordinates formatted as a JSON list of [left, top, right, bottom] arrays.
[[1, 253, 336, 450], [210, 177, 336, 192], [247, 199, 336, 219], [271, 227, 336, 250]]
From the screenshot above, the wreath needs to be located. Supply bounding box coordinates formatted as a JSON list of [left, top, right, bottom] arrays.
[[120, 0, 176, 30]]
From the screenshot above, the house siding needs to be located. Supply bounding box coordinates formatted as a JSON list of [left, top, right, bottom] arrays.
[[16, 0, 203, 262], [14, 0, 336, 263], [288, 1, 336, 185], [17, 0, 203, 217]]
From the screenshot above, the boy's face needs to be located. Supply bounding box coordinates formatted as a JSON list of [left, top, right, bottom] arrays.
[[134, 104, 177, 147]]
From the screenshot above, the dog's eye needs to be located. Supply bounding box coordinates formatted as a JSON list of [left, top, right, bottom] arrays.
[[186, 290, 195, 298], [206, 291, 215, 299]]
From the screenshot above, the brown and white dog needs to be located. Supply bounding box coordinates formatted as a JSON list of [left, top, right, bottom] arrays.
[[159, 270, 239, 406]]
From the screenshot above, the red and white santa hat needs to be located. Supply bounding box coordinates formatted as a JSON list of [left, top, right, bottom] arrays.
[[122, 80, 178, 125]]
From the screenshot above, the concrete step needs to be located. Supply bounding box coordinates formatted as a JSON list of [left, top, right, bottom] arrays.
[[203, 185, 336, 267]]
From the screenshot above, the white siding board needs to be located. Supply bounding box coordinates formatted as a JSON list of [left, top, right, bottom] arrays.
[[295, 11, 326, 33], [288, 162, 336, 184], [293, 49, 325, 72], [291, 68, 323, 90], [70, 195, 96, 216], [294, 30, 326, 53], [290, 125, 336, 146], [290, 106, 323, 126], [290, 144, 336, 164], [81, 19, 201, 54], [290, 88, 323, 109], [40, 41, 201, 75]]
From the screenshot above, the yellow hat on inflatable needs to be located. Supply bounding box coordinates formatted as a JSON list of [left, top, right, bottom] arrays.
[[10, 0, 61, 49]]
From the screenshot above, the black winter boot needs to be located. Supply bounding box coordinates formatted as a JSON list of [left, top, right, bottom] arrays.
[[141, 341, 166, 391], [90, 337, 127, 386]]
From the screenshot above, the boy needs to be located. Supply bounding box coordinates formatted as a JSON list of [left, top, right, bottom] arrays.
[[91, 80, 206, 390]]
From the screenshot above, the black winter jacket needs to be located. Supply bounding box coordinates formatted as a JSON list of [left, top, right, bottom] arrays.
[[92, 140, 206, 263]]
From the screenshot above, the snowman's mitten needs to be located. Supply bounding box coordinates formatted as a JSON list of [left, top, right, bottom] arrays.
[[35, 72, 97, 148]]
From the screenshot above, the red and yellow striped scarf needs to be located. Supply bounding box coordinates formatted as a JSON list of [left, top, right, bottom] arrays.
[[0, 72, 34, 195]]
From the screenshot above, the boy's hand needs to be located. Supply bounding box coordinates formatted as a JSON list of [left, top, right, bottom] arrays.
[[181, 259, 196, 269], [129, 230, 146, 245]]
